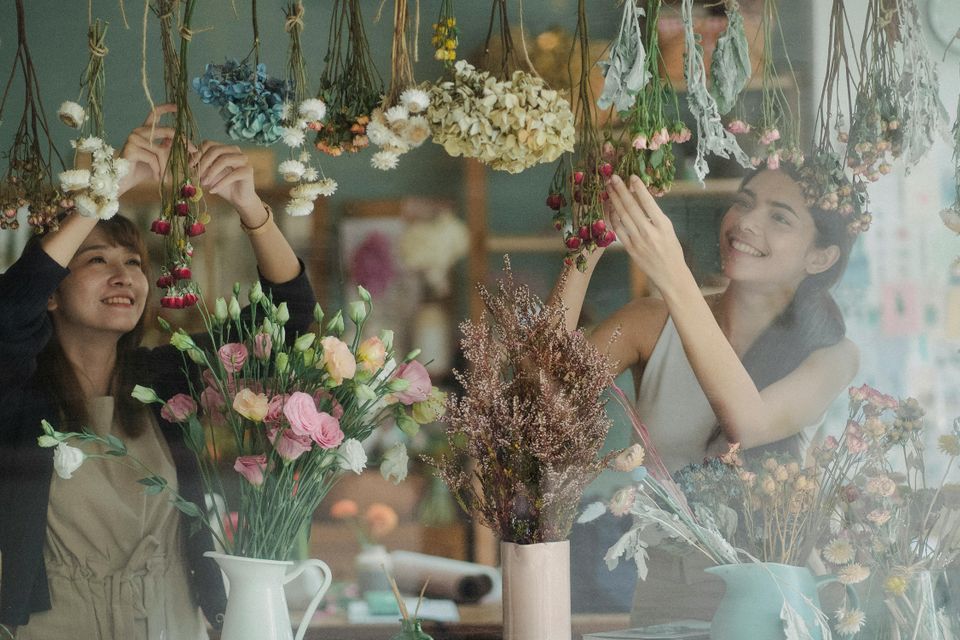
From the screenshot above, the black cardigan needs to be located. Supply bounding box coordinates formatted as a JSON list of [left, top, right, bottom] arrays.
[[0, 242, 316, 627]]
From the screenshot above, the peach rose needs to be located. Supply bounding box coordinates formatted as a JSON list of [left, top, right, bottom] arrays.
[[365, 503, 398, 538], [330, 498, 360, 520]]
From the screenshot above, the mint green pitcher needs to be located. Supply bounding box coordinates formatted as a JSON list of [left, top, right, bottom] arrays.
[[705, 563, 858, 640]]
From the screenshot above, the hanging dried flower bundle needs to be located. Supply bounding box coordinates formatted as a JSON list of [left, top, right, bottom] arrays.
[[431, 0, 458, 66], [724, 0, 800, 173], [56, 19, 132, 225], [192, 2, 290, 146], [367, 0, 432, 171], [939, 100, 960, 233], [426, 0, 574, 174], [314, 0, 383, 157], [433, 259, 621, 544], [542, 0, 616, 272], [0, 0, 66, 232], [148, 0, 204, 309], [615, 0, 691, 196], [709, 0, 752, 117], [277, 1, 337, 217]]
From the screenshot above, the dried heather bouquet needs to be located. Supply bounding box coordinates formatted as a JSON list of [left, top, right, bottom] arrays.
[[434, 259, 618, 544]]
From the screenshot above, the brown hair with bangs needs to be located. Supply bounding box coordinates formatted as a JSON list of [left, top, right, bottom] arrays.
[[34, 214, 154, 436]]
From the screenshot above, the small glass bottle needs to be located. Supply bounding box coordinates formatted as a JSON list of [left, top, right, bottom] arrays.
[[389, 618, 434, 640]]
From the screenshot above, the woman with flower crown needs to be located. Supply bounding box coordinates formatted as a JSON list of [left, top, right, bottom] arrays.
[[554, 166, 861, 625], [0, 105, 316, 638]]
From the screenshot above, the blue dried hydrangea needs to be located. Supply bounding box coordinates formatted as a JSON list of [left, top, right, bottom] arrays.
[[192, 59, 290, 146]]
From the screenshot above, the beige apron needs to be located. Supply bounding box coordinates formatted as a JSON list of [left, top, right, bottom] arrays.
[[18, 396, 207, 640]]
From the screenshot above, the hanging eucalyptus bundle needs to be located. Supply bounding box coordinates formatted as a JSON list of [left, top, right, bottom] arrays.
[[0, 0, 66, 232], [709, 0, 751, 116], [597, 0, 649, 113]]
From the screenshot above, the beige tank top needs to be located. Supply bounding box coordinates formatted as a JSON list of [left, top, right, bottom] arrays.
[[17, 396, 207, 640]]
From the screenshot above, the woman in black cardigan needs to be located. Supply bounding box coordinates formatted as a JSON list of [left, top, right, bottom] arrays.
[[0, 106, 316, 637]]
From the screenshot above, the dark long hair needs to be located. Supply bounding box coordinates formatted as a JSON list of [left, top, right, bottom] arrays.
[[711, 167, 858, 454], [34, 215, 153, 437]]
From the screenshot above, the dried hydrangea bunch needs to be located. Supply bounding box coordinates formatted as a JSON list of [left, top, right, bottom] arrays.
[[434, 259, 619, 544], [427, 60, 575, 174]]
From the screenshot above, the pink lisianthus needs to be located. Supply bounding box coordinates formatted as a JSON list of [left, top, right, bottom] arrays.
[[392, 361, 432, 405], [283, 391, 345, 448], [356, 336, 387, 374], [263, 394, 288, 426], [161, 393, 197, 423], [268, 426, 313, 461], [313, 389, 345, 419], [200, 386, 226, 426], [234, 454, 268, 486], [320, 336, 357, 385], [253, 333, 272, 360], [218, 343, 248, 374], [759, 129, 781, 145], [233, 388, 269, 422]]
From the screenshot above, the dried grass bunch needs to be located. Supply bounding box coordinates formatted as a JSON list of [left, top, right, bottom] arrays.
[[435, 258, 617, 544]]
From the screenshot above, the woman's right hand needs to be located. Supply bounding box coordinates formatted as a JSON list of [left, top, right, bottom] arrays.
[[117, 104, 178, 196]]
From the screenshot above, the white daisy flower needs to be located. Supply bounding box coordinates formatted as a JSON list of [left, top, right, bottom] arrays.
[[833, 608, 866, 636], [74, 136, 104, 153], [58, 169, 91, 193], [384, 105, 409, 124], [298, 98, 327, 122], [57, 101, 86, 128], [822, 538, 855, 565], [400, 88, 431, 114], [281, 126, 306, 148], [837, 563, 870, 585], [370, 150, 400, 171], [278, 159, 306, 182], [285, 198, 314, 217], [302, 167, 319, 182]]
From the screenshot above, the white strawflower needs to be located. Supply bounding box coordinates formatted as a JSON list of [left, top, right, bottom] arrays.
[[74, 136, 104, 153], [837, 563, 870, 585], [281, 102, 294, 120], [400, 88, 431, 114], [281, 126, 306, 148], [58, 169, 91, 193], [313, 178, 337, 197], [113, 157, 131, 179], [74, 193, 118, 220], [302, 166, 319, 182], [366, 118, 393, 146], [822, 538, 855, 565], [92, 144, 115, 164], [298, 98, 327, 122], [298, 150, 312, 163], [289, 184, 318, 201], [384, 105, 409, 124], [833, 608, 866, 636], [285, 198, 314, 217], [58, 101, 86, 128], [404, 116, 431, 146], [371, 150, 400, 171], [89, 173, 118, 199], [278, 159, 306, 182]]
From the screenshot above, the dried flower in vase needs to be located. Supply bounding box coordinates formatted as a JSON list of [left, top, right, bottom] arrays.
[[433, 258, 622, 544]]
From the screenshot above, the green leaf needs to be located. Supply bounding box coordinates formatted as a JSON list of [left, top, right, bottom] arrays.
[[173, 498, 203, 519], [106, 434, 127, 455], [649, 147, 665, 168], [186, 416, 206, 455]]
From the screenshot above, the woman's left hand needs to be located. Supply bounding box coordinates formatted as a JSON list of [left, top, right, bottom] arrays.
[[605, 174, 689, 294], [192, 141, 263, 223]]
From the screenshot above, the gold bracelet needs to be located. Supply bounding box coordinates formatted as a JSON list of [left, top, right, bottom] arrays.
[[240, 202, 273, 236]]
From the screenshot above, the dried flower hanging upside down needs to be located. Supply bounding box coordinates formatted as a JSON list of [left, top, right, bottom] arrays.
[[433, 258, 620, 544]]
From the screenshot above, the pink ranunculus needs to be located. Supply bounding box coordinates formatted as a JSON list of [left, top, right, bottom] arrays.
[[268, 426, 312, 461], [234, 454, 268, 486], [264, 394, 288, 426], [392, 361, 432, 405], [160, 393, 197, 423], [233, 388, 269, 422], [253, 333, 273, 360], [356, 336, 387, 374], [321, 336, 357, 385], [218, 343, 248, 374]]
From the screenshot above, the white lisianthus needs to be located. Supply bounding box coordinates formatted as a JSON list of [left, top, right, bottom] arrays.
[[278, 159, 306, 182], [58, 169, 91, 193], [74, 136, 104, 153], [285, 198, 314, 217], [384, 105, 409, 124], [57, 101, 86, 128], [371, 150, 400, 171], [380, 443, 408, 484], [400, 88, 431, 114], [338, 439, 367, 474], [281, 126, 306, 148], [53, 443, 85, 479], [298, 98, 327, 122]]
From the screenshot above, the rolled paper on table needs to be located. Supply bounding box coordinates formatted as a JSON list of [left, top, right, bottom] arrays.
[[389, 550, 500, 604]]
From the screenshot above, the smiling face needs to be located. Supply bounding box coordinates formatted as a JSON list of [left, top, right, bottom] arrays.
[[719, 170, 840, 292], [48, 226, 150, 341]]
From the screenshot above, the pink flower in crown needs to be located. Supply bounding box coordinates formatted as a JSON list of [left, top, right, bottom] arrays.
[[321, 336, 357, 385], [200, 386, 226, 426], [847, 434, 868, 454], [391, 361, 432, 405], [253, 333, 272, 360], [219, 343, 248, 374], [161, 393, 197, 423], [632, 135, 648, 150], [726, 120, 751, 135], [313, 389, 345, 420], [263, 393, 288, 426], [268, 426, 312, 461], [234, 454, 268, 486], [842, 483, 860, 503]]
